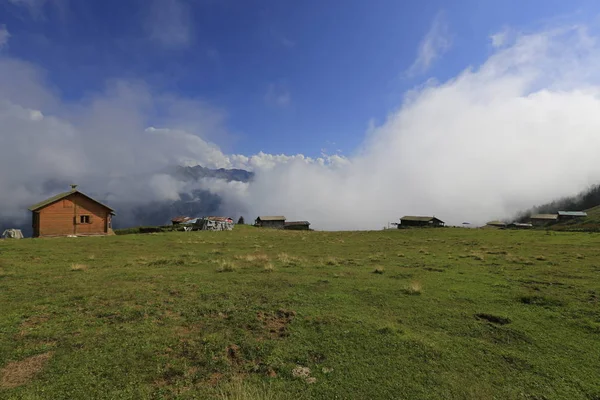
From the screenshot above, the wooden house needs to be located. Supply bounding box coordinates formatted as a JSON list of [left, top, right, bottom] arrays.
[[399, 216, 445, 227], [529, 214, 558, 226], [28, 185, 115, 238], [557, 211, 587, 221], [255, 216, 286, 229]]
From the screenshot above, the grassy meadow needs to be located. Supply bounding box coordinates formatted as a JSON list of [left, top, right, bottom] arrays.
[[0, 226, 599, 399]]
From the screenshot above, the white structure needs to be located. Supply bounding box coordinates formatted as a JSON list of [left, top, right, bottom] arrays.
[[2, 229, 24, 239], [196, 217, 234, 231]]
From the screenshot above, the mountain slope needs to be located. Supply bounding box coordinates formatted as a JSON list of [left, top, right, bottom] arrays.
[[516, 184, 600, 221], [169, 165, 254, 183]]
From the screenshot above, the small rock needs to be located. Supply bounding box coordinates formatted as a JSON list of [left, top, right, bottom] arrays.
[[292, 366, 311, 379]]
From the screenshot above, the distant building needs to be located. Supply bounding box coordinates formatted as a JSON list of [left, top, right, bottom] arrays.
[[2, 229, 24, 239], [507, 222, 533, 229], [28, 185, 115, 238], [171, 216, 195, 225], [530, 214, 558, 226], [485, 220, 507, 229], [557, 211, 587, 221], [197, 217, 234, 231], [255, 216, 286, 229], [284, 221, 311, 230], [399, 216, 445, 227]]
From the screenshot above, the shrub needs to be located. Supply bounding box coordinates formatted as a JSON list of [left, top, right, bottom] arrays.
[[403, 281, 422, 295], [519, 295, 564, 307], [263, 263, 274, 272], [217, 260, 237, 273], [475, 313, 511, 325], [235, 253, 270, 268], [70, 263, 88, 272], [324, 257, 339, 266], [218, 378, 282, 400]]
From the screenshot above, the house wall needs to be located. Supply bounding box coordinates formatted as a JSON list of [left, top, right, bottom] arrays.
[[400, 220, 429, 227], [34, 193, 111, 237], [558, 215, 585, 221], [285, 224, 310, 230], [259, 220, 285, 229], [531, 219, 556, 227], [400, 219, 444, 227]]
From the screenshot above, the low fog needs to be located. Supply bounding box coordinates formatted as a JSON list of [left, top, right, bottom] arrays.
[[2, 24, 600, 230]]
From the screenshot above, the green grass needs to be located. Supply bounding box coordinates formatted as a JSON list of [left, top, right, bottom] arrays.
[[1, 226, 599, 399]]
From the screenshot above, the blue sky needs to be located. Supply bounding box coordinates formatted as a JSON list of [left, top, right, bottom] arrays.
[[0, 0, 599, 157], [4, 0, 600, 228]]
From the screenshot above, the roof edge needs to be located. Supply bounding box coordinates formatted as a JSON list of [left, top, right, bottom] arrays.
[[29, 190, 115, 213]]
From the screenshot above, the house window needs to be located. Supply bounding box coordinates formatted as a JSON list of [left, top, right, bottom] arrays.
[[80, 215, 90, 224]]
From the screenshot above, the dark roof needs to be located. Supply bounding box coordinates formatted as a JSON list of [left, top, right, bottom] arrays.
[[257, 216, 286, 221], [557, 211, 587, 217], [530, 214, 558, 220], [400, 216, 444, 223], [486, 220, 507, 226], [172, 216, 194, 223], [285, 221, 310, 226], [204, 216, 233, 222], [29, 190, 115, 213]]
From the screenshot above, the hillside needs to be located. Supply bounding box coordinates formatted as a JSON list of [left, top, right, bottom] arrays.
[[583, 204, 600, 222], [517, 183, 600, 221], [1, 228, 599, 399]]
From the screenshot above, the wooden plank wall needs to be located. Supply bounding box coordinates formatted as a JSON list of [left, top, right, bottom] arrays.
[[36, 193, 110, 237]]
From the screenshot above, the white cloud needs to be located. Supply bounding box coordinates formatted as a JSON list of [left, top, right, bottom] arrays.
[[265, 81, 291, 107], [146, 0, 192, 48], [408, 11, 452, 76], [0, 25, 10, 49], [3, 22, 600, 231], [271, 29, 295, 48], [232, 24, 600, 229], [490, 27, 511, 48], [8, 0, 46, 10], [7, 0, 60, 20], [279, 36, 295, 48]]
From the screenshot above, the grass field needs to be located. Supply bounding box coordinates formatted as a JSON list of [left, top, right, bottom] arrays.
[[1, 226, 599, 399]]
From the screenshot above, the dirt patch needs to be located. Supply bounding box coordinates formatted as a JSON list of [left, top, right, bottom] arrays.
[[17, 315, 50, 337], [475, 313, 511, 325], [207, 372, 224, 386], [20, 315, 49, 330], [173, 326, 196, 338], [423, 267, 445, 272], [519, 295, 565, 307], [257, 309, 296, 338], [226, 344, 241, 364], [0, 352, 53, 389]]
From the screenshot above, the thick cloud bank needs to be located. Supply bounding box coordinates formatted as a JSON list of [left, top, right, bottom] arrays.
[[2, 24, 600, 230]]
